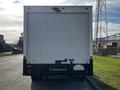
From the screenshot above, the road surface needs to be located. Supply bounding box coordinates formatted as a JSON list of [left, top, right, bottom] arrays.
[[0, 54, 92, 90]]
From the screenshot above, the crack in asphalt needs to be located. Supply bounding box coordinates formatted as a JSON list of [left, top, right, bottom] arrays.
[[3, 74, 23, 90]]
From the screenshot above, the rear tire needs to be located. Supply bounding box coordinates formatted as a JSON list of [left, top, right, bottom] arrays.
[[31, 76, 37, 82]]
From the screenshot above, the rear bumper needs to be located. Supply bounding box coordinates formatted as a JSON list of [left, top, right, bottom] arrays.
[[23, 58, 93, 77], [31, 64, 85, 78]]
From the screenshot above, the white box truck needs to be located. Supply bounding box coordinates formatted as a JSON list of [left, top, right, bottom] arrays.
[[23, 6, 93, 81]]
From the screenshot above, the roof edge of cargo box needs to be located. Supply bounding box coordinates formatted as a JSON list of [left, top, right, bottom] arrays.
[[24, 6, 92, 7]]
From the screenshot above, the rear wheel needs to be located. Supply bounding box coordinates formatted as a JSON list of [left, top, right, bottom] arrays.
[[31, 76, 38, 81]]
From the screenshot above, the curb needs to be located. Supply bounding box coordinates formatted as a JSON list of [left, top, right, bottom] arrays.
[[0, 52, 12, 57], [86, 76, 101, 90]]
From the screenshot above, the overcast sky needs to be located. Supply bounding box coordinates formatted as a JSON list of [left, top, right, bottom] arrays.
[[0, 0, 120, 43]]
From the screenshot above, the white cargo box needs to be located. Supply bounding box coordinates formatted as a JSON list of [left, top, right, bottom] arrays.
[[24, 6, 92, 64]]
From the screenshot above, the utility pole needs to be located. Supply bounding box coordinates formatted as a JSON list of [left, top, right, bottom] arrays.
[[95, 0, 108, 53]]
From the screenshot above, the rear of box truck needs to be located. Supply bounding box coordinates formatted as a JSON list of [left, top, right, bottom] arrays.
[[23, 6, 93, 81]]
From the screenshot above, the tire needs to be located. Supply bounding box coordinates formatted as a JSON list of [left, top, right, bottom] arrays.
[[31, 76, 37, 81]]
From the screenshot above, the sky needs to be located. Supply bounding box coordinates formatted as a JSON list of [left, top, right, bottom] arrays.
[[0, 0, 120, 43]]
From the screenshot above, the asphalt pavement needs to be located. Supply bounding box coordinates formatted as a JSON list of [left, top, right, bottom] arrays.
[[0, 54, 92, 90]]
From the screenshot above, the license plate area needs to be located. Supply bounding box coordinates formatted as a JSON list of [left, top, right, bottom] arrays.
[[49, 67, 68, 71]]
